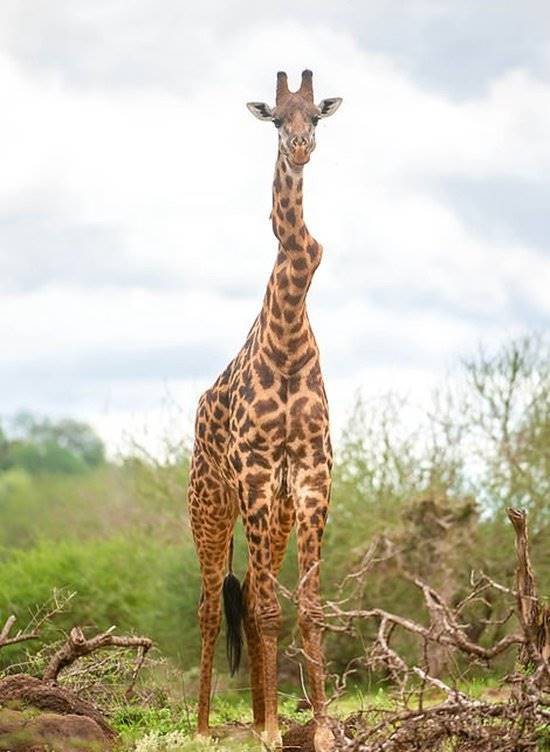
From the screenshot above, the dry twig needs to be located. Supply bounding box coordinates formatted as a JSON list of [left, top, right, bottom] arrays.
[[289, 507, 550, 751], [0, 590, 75, 650], [42, 625, 152, 684]]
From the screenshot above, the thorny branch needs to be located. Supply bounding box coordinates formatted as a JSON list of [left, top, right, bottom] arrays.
[[42, 626, 152, 684], [1, 589, 153, 706], [281, 508, 549, 750], [508, 506, 550, 673], [0, 590, 75, 650]]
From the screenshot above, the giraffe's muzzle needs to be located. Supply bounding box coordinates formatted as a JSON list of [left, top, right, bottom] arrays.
[[288, 136, 314, 166], [290, 149, 311, 166]]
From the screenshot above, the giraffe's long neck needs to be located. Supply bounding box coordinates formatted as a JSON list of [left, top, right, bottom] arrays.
[[257, 150, 322, 373]]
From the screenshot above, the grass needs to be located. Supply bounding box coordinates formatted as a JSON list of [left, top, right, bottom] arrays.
[[2, 681, 536, 751], [111, 680, 511, 750], [112, 692, 306, 751]]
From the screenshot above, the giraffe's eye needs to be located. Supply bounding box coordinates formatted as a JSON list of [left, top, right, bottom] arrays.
[[312, 115, 319, 126], [273, 118, 282, 129]]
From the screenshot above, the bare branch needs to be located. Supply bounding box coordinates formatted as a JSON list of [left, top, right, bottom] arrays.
[[277, 506, 548, 751], [508, 507, 550, 672], [42, 626, 152, 683], [0, 615, 17, 643], [0, 591, 75, 650], [323, 600, 523, 662], [411, 667, 468, 702]]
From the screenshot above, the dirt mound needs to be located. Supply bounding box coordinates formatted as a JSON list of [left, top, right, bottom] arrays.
[[282, 719, 316, 751], [0, 675, 114, 737], [0, 707, 113, 751], [0, 674, 115, 751]]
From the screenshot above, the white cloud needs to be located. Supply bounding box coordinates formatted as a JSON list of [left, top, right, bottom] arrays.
[[0, 18, 548, 452]]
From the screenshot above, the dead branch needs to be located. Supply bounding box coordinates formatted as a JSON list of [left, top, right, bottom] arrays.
[[264, 504, 550, 750], [0, 614, 42, 650], [411, 666, 468, 702], [313, 507, 549, 702], [126, 642, 150, 699], [323, 600, 523, 663], [337, 537, 397, 601], [373, 617, 409, 694], [42, 626, 152, 683], [0, 615, 18, 644], [0, 590, 74, 650], [508, 506, 550, 673], [318, 508, 549, 751], [346, 694, 548, 752]]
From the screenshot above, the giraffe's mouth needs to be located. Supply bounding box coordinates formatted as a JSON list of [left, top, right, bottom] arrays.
[[291, 153, 310, 166], [288, 148, 311, 167], [281, 143, 312, 168]]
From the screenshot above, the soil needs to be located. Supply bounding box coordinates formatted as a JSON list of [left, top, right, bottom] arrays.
[[0, 707, 113, 752], [211, 718, 321, 751], [282, 719, 317, 751], [0, 674, 115, 752]]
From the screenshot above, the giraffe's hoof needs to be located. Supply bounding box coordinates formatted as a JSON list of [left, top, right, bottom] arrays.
[[314, 723, 335, 752], [260, 729, 283, 750]]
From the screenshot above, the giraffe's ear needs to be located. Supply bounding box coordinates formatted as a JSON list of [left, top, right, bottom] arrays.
[[317, 97, 343, 118], [246, 102, 274, 121]]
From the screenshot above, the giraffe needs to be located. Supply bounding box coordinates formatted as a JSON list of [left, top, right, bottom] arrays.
[[187, 69, 342, 752]]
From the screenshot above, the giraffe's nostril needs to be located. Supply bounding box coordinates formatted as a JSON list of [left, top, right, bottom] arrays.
[[291, 135, 308, 148]]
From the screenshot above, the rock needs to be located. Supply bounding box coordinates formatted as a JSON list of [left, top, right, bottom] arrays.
[[0, 674, 115, 751], [0, 707, 113, 751], [0, 675, 114, 738]]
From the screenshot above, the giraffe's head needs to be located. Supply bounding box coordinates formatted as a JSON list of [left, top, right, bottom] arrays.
[[247, 70, 342, 167]]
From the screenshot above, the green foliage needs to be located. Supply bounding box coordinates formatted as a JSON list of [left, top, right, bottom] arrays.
[[537, 723, 550, 751], [113, 706, 193, 744], [0, 412, 105, 476], [461, 335, 550, 527], [111, 693, 312, 750], [0, 335, 548, 690], [0, 535, 202, 669]]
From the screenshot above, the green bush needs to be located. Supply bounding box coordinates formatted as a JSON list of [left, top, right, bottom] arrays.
[[0, 335, 547, 684], [0, 535, 202, 669], [0, 412, 105, 475]]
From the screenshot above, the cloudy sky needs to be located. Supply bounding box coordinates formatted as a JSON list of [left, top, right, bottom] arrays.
[[1, 1, 549, 454]]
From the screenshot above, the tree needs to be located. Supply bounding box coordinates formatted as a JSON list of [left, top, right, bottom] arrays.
[[461, 335, 549, 529], [0, 425, 10, 471], [1, 413, 105, 475]]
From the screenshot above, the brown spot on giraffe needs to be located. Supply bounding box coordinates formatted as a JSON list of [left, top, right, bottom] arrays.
[[188, 69, 342, 752]]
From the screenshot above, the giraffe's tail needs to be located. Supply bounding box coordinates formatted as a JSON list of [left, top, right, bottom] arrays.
[[223, 536, 244, 676]]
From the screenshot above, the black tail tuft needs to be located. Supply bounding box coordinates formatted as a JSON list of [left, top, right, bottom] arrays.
[[223, 572, 244, 676]]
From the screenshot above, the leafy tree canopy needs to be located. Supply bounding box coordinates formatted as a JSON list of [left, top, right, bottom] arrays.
[[0, 412, 105, 475]]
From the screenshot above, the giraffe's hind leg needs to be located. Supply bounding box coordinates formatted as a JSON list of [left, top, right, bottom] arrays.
[[188, 452, 237, 735]]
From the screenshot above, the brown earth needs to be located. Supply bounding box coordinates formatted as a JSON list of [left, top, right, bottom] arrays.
[[0, 707, 113, 752], [282, 719, 317, 751], [210, 718, 323, 751], [0, 674, 115, 752]]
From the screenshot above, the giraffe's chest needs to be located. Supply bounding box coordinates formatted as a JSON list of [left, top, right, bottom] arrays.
[[225, 369, 331, 479], [198, 353, 331, 490]]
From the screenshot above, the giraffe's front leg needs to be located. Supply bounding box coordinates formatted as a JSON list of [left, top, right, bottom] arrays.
[[241, 569, 265, 733], [241, 492, 296, 736], [294, 465, 334, 752], [239, 473, 283, 751]]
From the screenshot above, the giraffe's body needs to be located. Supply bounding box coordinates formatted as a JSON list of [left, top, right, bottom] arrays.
[[188, 70, 341, 752]]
